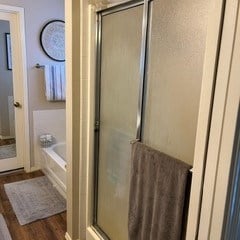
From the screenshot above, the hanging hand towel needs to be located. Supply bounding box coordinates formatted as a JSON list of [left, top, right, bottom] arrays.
[[44, 65, 65, 101], [128, 142, 191, 240]]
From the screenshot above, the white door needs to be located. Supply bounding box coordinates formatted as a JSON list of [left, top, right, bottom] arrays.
[[0, 8, 29, 172]]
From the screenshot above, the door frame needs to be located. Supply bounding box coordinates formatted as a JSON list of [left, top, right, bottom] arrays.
[[198, 0, 240, 238], [0, 4, 30, 172]]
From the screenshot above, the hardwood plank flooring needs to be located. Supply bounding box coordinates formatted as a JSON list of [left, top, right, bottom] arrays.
[[0, 139, 15, 146], [0, 170, 66, 240]]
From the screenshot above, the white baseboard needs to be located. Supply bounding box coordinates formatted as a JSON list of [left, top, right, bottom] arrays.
[[0, 135, 15, 140], [65, 232, 72, 240], [30, 166, 41, 172], [65, 231, 82, 240]]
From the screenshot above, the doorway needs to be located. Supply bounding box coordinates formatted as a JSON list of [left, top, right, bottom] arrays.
[[0, 6, 30, 173]]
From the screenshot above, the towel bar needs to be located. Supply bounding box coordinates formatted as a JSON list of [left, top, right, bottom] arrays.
[[130, 140, 194, 174], [35, 63, 45, 69]]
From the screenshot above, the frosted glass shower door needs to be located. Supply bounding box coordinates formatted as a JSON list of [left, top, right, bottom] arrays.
[[95, 4, 143, 240], [143, 0, 210, 165]]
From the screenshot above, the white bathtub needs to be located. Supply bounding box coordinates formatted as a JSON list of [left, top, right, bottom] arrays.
[[41, 142, 66, 198]]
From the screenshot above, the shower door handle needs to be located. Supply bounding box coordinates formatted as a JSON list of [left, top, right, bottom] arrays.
[[14, 102, 21, 108]]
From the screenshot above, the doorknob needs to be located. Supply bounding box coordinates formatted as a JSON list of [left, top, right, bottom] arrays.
[[14, 102, 21, 108]]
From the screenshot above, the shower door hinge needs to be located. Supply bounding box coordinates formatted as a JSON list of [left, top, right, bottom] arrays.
[[94, 121, 100, 132]]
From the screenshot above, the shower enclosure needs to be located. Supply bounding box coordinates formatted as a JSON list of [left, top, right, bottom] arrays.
[[93, 0, 212, 239]]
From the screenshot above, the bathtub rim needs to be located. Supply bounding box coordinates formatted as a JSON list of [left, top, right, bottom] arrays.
[[42, 142, 66, 171]]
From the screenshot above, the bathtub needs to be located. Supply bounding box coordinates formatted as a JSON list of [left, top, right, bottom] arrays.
[[41, 142, 66, 198]]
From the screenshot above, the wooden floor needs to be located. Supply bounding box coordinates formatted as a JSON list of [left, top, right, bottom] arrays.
[[0, 138, 15, 146], [0, 170, 67, 240]]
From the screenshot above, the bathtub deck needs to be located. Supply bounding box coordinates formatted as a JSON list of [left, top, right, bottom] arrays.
[[0, 170, 66, 240]]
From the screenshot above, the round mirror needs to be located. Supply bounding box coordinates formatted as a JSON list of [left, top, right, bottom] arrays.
[[40, 20, 65, 62]]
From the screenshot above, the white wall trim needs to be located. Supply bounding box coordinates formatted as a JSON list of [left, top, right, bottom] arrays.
[[65, 0, 81, 239], [0, 4, 30, 173], [185, 0, 226, 238], [0, 4, 23, 13], [88, 0, 109, 9], [199, 0, 240, 238], [30, 166, 41, 172], [65, 232, 72, 240], [87, 227, 105, 240], [86, 4, 98, 240], [19, 7, 31, 173]]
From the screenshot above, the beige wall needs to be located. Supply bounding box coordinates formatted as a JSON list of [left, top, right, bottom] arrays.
[[0, 20, 13, 136], [0, 0, 65, 166]]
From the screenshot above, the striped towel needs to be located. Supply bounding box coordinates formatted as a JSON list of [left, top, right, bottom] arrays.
[[44, 65, 66, 101]]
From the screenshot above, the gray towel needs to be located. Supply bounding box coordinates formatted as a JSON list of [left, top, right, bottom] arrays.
[[0, 214, 12, 240], [128, 142, 191, 240]]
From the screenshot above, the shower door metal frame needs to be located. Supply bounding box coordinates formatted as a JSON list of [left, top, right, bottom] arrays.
[[93, 0, 151, 239], [222, 108, 240, 239]]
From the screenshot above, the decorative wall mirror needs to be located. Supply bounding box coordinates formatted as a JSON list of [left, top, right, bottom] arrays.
[[40, 20, 65, 62]]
